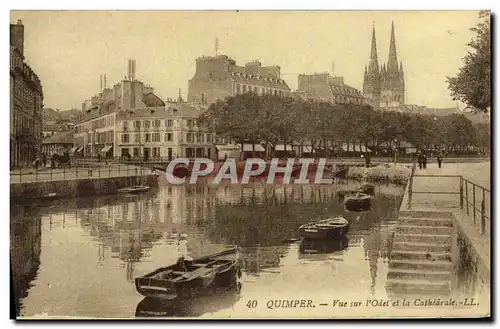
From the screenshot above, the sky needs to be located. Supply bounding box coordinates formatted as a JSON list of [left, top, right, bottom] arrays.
[[10, 10, 483, 111]]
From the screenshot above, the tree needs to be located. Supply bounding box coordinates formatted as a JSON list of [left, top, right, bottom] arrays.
[[447, 11, 491, 112]]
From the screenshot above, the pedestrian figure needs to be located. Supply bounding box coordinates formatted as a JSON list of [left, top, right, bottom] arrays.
[[423, 153, 428, 169], [42, 153, 47, 167], [364, 153, 371, 168], [437, 154, 443, 168], [97, 153, 101, 162], [417, 153, 423, 170]]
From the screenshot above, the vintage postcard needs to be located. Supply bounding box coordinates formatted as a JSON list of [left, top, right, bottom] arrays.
[[9, 10, 491, 320]]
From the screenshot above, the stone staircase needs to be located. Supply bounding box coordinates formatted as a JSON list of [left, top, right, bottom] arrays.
[[386, 212, 453, 298]]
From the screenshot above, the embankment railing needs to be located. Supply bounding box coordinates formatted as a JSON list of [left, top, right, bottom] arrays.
[[10, 163, 156, 183], [407, 164, 490, 235]]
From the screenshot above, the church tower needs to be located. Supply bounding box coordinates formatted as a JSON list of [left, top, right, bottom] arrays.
[[362, 25, 381, 107], [380, 21, 405, 109]]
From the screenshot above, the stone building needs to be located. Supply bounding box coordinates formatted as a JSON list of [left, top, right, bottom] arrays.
[[187, 55, 291, 105], [362, 22, 405, 110], [73, 101, 213, 160], [41, 130, 74, 156], [10, 20, 44, 168], [295, 72, 365, 105]]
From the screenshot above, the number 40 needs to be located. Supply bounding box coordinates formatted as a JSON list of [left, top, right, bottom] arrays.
[[246, 300, 258, 308]]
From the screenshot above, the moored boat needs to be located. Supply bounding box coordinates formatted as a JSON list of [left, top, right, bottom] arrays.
[[299, 217, 349, 240], [359, 183, 375, 195], [135, 248, 241, 300], [344, 192, 371, 211], [117, 185, 151, 194]]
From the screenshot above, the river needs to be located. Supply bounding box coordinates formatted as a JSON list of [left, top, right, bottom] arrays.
[[12, 179, 410, 318]]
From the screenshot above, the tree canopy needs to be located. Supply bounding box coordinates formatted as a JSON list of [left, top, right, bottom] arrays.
[[199, 93, 489, 156], [447, 11, 491, 112]]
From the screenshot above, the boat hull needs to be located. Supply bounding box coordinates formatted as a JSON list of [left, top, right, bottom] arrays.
[[344, 196, 371, 211], [299, 237, 349, 254], [299, 222, 349, 240], [135, 248, 240, 300]]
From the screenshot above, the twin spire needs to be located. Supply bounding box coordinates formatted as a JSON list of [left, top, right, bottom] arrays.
[[369, 20, 401, 72]]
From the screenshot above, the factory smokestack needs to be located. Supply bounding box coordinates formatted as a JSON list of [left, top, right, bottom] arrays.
[[100, 74, 103, 91]]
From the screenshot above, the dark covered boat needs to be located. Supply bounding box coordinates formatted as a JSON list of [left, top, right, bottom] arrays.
[[344, 192, 371, 211], [359, 183, 375, 195], [299, 237, 349, 254], [135, 248, 241, 300], [337, 189, 360, 200], [299, 217, 349, 240]]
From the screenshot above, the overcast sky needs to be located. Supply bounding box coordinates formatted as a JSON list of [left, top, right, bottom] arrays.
[[11, 10, 482, 110]]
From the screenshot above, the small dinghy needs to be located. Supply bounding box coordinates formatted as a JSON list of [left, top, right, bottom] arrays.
[[135, 248, 241, 300], [344, 192, 371, 211], [337, 189, 360, 200], [299, 217, 349, 240], [117, 185, 151, 194]]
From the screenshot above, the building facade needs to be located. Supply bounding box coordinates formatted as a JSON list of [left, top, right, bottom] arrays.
[[10, 20, 44, 168], [41, 131, 74, 156], [73, 102, 213, 160], [295, 73, 365, 105], [362, 22, 405, 110], [187, 55, 291, 105]]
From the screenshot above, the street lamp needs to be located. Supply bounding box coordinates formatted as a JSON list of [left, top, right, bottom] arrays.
[[393, 138, 398, 164]]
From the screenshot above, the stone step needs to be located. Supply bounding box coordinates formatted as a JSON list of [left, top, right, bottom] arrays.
[[394, 233, 452, 244], [389, 259, 452, 271], [386, 278, 451, 293], [391, 250, 452, 262], [399, 217, 453, 227], [398, 211, 454, 219], [387, 268, 452, 281], [393, 241, 451, 253], [396, 225, 452, 235]]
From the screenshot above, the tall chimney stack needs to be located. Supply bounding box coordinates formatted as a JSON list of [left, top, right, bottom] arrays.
[[104, 74, 107, 89], [100, 75, 103, 91]]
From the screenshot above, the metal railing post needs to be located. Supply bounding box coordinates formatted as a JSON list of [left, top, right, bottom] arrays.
[[35, 167, 38, 181], [472, 184, 476, 224], [98, 167, 101, 178], [465, 180, 469, 216], [481, 190, 486, 235], [408, 162, 416, 209], [459, 177, 463, 209], [63, 167, 66, 180], [76, 166, 78, 179], [50, 167, 53, 180]]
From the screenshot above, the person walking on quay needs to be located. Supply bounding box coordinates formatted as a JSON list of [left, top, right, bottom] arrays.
[[97, 153, 101, 162], [437, 154, 443, 168], [417, 152, 423, 170], [422, 153, 428, 169], [42, 153, 47, 167]]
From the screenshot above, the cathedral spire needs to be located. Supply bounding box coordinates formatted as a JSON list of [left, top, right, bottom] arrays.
[[387, 20, 399, 73], [370, 23, 379, 65]]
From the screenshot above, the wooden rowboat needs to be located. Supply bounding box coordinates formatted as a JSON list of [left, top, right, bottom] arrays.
[[117, 185, 151, 194], [299, 217, 349, 240], [135, 248, 241, 300], [344, 192, 371, 211], [299, 237, 349, 254]]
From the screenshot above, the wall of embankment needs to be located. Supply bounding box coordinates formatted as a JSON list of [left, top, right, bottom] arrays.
[[10, 175, 159, 200]]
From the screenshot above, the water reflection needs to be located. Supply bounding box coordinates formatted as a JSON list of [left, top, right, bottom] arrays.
[[299, 237, 349, 254], [10, 206, 42, 317], [11, 180, 405, 318], [135, 287, 241, 318]]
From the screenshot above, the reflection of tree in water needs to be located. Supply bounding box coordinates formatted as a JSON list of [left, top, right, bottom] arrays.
[[10, 205, 42, 317], [240, 245, 290, 274]]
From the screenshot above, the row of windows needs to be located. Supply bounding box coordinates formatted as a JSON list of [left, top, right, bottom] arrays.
[[333, 95, 365, 105], [123, 119, 174, 130], [13, 78, 39, 110], [235, 83, 289, 98], [121, 147, 171, 158], [120, 132, 175, 144], [75, 115, 115, 134], [186, 133, 212, 144], [12, 109, 41, 137]]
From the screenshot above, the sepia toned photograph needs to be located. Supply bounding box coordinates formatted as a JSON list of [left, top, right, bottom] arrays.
[[9, 10, 491, 320]]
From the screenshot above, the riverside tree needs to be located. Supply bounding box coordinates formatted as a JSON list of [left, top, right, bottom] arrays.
[[447, 11, 491, 112]]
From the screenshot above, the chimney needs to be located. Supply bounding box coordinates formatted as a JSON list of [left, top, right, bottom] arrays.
[[100, 75, 103, 91], [17, 19, 22, 25], [104, 74, 107, 89]]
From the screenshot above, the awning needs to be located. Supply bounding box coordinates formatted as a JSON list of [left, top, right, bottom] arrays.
[[76, 146, 84, 152], [69, 146, 78, 153], [242, 144, 265, 152], [101, 146, 112, 153], [215, 144, 241, 152], [275, 144, 294, 152], [341, 143, 372, 153], [302, 146, 313, 153]]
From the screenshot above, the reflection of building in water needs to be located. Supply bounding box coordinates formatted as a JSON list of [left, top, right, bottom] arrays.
[[10, 207, 42, 316], [240, 245, 289, 275], [362, 226, 385, 297]]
